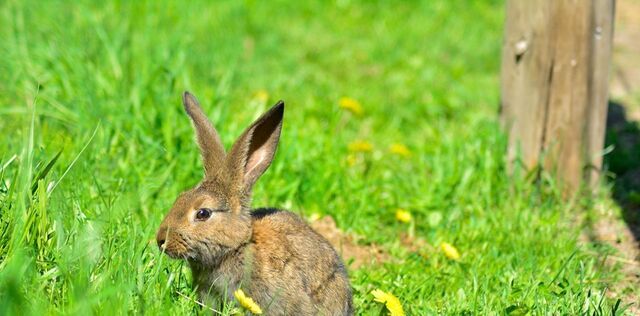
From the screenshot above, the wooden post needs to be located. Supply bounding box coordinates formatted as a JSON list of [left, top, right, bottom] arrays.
[[500, 0, 615, 193]]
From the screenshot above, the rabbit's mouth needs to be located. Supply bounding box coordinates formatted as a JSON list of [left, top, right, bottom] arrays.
[[161, 246, 188, 259], [161, 247, 188, 259], [160, 236, 193, 259], [161, 237, 225, 263]]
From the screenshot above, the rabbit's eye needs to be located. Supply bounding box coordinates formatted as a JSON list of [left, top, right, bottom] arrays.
[[195, 208, 212, 221]]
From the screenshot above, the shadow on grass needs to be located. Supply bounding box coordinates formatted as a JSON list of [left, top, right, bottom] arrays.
[[605, 100, 640, 245]]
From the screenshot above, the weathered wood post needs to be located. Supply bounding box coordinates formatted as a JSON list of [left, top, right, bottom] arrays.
[[500, 0, 615, 193]]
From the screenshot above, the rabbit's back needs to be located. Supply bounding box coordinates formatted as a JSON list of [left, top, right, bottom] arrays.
[[248, 208, 353, 315]]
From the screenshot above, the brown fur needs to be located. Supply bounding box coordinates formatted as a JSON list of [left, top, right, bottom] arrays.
[[157, 92, 353, 315]]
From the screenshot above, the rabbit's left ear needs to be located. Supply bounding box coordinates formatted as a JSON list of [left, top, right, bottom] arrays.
[[183, 92, 227, 179], [227, 101, 284, 193]]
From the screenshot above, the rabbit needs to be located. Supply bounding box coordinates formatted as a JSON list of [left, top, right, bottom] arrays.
[[156, 92, 353, 315]]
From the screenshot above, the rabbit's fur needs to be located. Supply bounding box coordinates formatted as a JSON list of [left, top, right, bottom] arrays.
[[157, 92, 353, 315]]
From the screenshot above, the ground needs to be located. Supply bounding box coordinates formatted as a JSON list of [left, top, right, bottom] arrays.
[[0, 0, 636, 314], [586, 0, 640, 313]]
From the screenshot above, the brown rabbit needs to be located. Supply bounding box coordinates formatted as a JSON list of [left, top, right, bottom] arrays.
[[156, 92, 353, 315]]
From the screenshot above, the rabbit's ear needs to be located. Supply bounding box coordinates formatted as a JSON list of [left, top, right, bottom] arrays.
[[228, 101, 284, 193], [183, 92, 227, 178]]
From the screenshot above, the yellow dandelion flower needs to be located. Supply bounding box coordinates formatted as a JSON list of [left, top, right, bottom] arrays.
[[348, 140, 373, 153], [338, 97, 364, 116], [233, 289, 262, 314], [308, 212, 321, 222], [253, 90, 269, 103], [389, 143, 412, 157], [372, 289, 405, 316], [395, 209, 412, 223], [441, 242, 461, 261]]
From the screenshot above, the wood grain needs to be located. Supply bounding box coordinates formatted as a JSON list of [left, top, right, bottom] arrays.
[[500, 0, 615, 194]]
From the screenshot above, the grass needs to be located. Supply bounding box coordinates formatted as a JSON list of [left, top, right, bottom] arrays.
[[0, 0, 629, 314]]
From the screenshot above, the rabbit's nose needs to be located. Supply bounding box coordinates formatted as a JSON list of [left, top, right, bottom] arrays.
[[156, 227, 167, 249]]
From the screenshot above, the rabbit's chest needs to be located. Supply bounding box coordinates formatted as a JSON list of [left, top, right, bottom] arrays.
[[194, 268, 240, 299]]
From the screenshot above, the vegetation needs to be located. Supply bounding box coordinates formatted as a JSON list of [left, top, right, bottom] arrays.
[[0, 0, 627, 314]]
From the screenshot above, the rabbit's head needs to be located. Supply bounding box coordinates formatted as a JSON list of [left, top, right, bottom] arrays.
[[156, 92, 284, 265]]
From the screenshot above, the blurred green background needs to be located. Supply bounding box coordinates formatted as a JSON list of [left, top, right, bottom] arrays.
[[0, 0, 629, 314]]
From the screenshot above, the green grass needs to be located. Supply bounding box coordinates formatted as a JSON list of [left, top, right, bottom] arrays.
[[0, 0, 629, 314]]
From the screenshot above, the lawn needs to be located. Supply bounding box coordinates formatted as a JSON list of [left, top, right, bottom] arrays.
[[0, 0, 628, 314]]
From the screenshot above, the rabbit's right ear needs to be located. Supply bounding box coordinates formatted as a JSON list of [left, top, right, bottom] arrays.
[[227, 101, 284, 195], [182, 92, 227, 178]]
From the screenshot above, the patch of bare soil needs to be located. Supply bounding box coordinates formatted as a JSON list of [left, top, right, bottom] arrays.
[[399, 233, 431, 255], [310, 216, 389, 269], [584, 202, 640, 314]]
